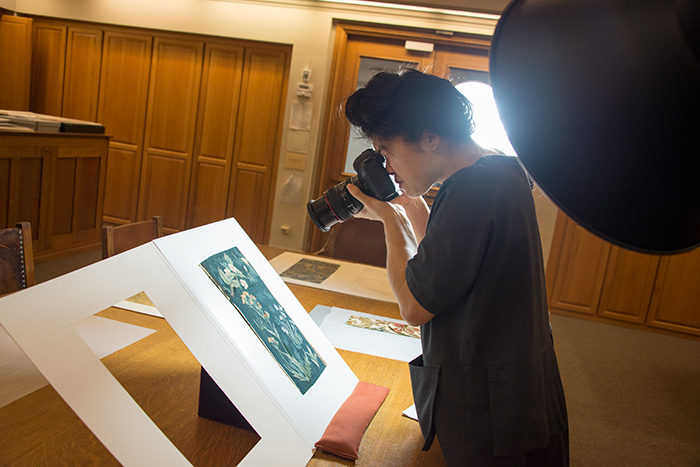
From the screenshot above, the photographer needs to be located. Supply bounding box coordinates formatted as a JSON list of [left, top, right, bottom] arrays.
[[344, 69, 569, 466]]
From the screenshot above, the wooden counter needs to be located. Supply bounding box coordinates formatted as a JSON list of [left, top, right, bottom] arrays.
[[0, 131, 108, 262]]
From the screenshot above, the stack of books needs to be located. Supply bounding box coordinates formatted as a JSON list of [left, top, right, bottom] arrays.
[[0, 110, 105, 134]]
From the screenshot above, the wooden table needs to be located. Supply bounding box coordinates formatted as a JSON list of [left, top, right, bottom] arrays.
[[0, 247, 446, 466]]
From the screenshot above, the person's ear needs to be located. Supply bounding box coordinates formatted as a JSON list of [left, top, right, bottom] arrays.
[[420, 132, 440, 152]]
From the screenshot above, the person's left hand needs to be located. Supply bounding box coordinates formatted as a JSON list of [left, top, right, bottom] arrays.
[[346, 184, 404, 223]]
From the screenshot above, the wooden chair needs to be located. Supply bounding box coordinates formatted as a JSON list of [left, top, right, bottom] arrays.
[[101, 216, 164, 259], [0, 222, 35, 295], [316, 217, 387, 267]]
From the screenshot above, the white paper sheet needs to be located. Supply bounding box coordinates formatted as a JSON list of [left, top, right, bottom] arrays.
[[309, 305, 421, 362], [0, 316, 155, 408], [402, 404, 418, 420], [113, 300, 163, 317], [270, 252, 396, 303]]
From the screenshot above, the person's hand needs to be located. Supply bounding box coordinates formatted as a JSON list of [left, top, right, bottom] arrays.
[[346, 184, 403, 223], [389, 191, 430, 241]]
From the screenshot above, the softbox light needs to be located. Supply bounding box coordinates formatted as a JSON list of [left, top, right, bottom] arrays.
[[490, 0, 700, 254]]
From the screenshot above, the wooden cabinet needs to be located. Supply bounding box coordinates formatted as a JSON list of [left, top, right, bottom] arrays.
[[97, 31, 153, 225], [30, 21, 66, 116], [138, 37, 204, 233], [0, 131, 108, 262], [25, 17, 290, 244], [62, 27, 103, 121], [225, 46, 289, 242], [0, 15, 32, 110], [187, 43, 245, 229], [547, 211, 700, 338], [547, 215, 611, 316], [648, 249, 700, 336]]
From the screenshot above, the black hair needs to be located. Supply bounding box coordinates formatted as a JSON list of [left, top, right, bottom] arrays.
[[344, 69, 475, 144]]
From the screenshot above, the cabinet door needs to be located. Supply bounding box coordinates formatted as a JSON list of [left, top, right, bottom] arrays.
[[62, 27, 103, 121], [647, 249, 700, 336], [138, 37, 204, 232], [226, 46, 289, 243], [597, 246, 659, 323], [30, 21, 66, 115], [0, 15, 33, 110], [547, 213, 611, 315], [98, 31, 153, 225], [186, 43, 245, 229]]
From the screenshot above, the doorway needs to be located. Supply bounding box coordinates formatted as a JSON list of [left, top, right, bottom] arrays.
[[307, 22, 492, 252]]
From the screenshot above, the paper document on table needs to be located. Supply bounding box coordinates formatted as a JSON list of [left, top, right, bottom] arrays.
[[309, 305, 421, 362], [402, 404, 418, 420], [0, 316, 155, 408], [270, 252, 396, 303], [113, 291, 163, 318]]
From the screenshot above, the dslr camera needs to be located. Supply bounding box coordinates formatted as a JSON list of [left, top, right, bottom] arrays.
[[307, 149, 400, 231]]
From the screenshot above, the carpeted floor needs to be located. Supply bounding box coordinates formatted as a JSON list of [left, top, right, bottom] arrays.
[[35, 253, 700, 466], [550, 313, 700, 466]]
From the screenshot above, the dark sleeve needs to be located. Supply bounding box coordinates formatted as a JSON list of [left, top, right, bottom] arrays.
[[406, 172, 496, 314]]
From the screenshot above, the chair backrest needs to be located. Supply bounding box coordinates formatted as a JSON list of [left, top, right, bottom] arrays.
[[102, 216, 164, 259], [316, 217, 387, 267], [0, 222, 35, 295]]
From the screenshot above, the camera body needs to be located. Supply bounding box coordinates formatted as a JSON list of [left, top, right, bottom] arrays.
[[307, 149, 399, 232]]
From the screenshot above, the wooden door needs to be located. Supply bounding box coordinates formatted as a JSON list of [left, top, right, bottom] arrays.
[[98, 31, 153, 225], [323, 33, 433, 189], [138, 37, 204, 233], [62, 27, 103, 121], [226, 46, 289, 244], [186, 42, 245, 229], [433, 43, 490, 81], [30, 21, 66, 116], [0, 15, 33, 110], [647, 249, 700, 336], [547, 212, 611, 315], [309, 23, 491, 252], [311, 26, 433, 252]]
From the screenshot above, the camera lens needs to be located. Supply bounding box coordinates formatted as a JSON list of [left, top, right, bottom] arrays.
[[306, 178, 363, 232]]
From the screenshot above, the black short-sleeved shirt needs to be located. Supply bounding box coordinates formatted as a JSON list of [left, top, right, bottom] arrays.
[[407, 155, 550, 365], [405, 155, 568, 464]]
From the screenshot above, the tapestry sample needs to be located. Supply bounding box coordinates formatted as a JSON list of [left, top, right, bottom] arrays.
[[345, 315, 421, 339], [200, 247, 326, 395], [279, 258, 341, 284]]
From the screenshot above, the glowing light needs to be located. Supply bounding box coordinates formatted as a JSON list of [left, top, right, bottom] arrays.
[[456, 81, 516, 156]]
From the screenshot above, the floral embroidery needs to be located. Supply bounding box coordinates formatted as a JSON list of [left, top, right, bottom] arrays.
[[200, 247, 326, 395], [346, 315, 421, 339]]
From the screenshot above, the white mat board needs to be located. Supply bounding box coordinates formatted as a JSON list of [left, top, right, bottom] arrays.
[[152, 219, 359, 449], [0, 316, 155, 408], [0, 218, 358, 466]]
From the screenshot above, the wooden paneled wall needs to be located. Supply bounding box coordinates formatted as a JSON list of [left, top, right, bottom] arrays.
[[27, 18, 290, 243], [547, 211, 700, 339]]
